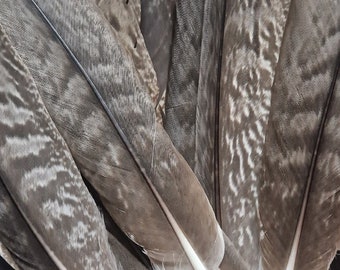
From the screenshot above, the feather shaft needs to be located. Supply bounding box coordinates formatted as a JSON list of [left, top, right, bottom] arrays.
[[27, 1, 223, 265], [0, 24, 118, 269]]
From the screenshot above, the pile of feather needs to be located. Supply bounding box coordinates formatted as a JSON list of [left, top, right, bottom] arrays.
[[0, 0, 339, 270]]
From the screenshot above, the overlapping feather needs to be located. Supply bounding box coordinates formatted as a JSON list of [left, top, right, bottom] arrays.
[[0, 0, 339, 269], [0, 0, 225, 268], [260, 0, 340, 269], [164, 0, 225, 213], [218, 0, 291, 268], [0, 26, 118, 269]]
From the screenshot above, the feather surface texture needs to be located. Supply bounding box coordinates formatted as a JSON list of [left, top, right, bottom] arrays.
[[0, 25, 118, 270], [218, 0, 291, 268], [0, 179, 57, 270], [8, 0, 226, 268], [140, 0, 176, 115], [0, 0, 196, 268], [164, 0, 225, 212], [260, 0, 340, 269], [0, 0, 339, 269], [94, 0, 162, 122]]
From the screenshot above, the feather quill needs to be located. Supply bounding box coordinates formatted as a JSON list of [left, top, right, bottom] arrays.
[[0, 1, 184, 267], [260, 0, 340, 269], [218, 0, 291, 268], [3, 0, 225, 268], [0, 26, 118, 269], [0, 1, 182, 267]]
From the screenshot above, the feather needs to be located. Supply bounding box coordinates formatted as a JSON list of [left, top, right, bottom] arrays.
[[217, 0, 291, 268], [140, 0, 176, 115], [0, 1, 179, 267], [3, 0, 225, 268], [0, 26, 118, 269], [164, 0, 225, 212], [94, 0, 162, 122], [260, 0, 340, 269], [0, 0, 173, 267]]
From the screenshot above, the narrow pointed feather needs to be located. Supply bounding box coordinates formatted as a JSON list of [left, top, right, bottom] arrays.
[[0, 26, 118, 269], [260, 0, 340, 269], [0, 1, 186, 267], [94, 0, 162, 123], [218, 0, 290, 267], [11, 0, 224, 268], [140, 0, 176, 115], [164, 0, 225, 211]]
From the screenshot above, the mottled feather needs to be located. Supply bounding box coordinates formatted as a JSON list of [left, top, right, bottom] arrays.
[[260, 0, 340, 269], [218, 0, 290, 268], [0, 0, 185, 267], [20, 0, 224, 268], [0, 25, 118, 270], [0, 242, 18, 270], [94, 0, 162, 122]]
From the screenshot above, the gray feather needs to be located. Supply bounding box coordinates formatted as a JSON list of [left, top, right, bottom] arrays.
[[94, 0, 162, 122], [260, 0, 340, 269], [0, 0, 183, 267], [218, 0, 290, 268], [0, 25, 118, 270], [12, 0, 225, 268], [140, 0, 176, 115], [164, 0, 225, 213]]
